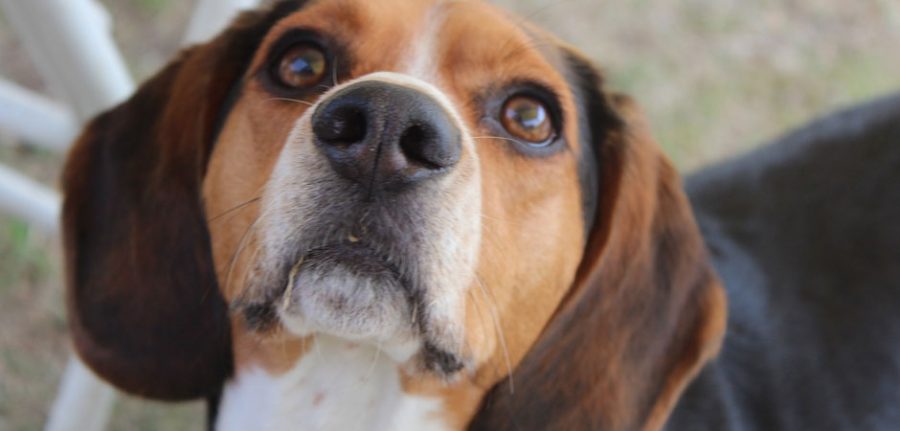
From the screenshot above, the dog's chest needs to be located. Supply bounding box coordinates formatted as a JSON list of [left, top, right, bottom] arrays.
[[215, 336, 449, 431]]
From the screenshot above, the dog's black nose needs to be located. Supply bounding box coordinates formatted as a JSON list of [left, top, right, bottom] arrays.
[[312, 81, 461, 191]]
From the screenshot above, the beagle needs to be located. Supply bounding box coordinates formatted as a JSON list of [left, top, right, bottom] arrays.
[[60, 1, 900, 430]]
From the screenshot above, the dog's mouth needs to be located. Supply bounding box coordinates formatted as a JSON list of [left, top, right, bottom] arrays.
[[279, 241, 411, 340], [295, 243, 405, 297], [238, 234, 467, 376]]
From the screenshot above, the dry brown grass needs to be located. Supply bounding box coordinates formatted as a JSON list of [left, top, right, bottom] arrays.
[[1, 0, 898, 429]]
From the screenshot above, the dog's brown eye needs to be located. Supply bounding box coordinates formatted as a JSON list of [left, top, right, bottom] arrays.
[[277, 44, 327, 88], [501, 95, 554, 144]]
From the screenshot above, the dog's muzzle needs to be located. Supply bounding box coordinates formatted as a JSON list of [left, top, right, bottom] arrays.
[[260, 77, 475, 374]]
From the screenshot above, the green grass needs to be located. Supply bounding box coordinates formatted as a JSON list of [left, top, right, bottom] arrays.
[[110, 398, 204, 431], [0, 220, 53, 292]]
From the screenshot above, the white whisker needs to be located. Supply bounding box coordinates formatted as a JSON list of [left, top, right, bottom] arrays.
[[364, 339, 382, 383], [474, 274, 515, 394], [225, 214, 263, 296], [263, 97, 315, 107], [472, 135, 525, 145]]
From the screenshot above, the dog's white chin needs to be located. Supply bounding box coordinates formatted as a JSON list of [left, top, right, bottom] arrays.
[[277, 266, 422, 362]]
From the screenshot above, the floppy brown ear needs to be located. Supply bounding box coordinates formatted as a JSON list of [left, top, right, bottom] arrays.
[[469, 57, 727, 430], [61, 2, 305, 400]]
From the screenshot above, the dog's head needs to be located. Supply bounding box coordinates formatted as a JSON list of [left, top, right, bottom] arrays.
[[63, 1, 725, 428]]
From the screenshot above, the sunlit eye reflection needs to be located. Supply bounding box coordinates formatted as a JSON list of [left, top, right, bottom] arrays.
[[277, 44, 327, 88], [501, 95, 555, 145]]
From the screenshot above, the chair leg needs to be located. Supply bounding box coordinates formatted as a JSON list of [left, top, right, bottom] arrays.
[[44, 356, 116, 431]]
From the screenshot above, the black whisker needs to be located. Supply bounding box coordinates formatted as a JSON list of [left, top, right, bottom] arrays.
[[207, 196, 262, 223]]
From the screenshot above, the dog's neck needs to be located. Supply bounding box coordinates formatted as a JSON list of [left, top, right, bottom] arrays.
[[217, 335, 473, 431]]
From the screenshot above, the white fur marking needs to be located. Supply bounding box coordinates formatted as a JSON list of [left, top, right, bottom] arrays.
[[216, 336, 449, 431], [404, 6, 445, 82]]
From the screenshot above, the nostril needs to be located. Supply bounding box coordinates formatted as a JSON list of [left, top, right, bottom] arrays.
[[399, 124, 439, 169], [314, 106, 367, 146], [399, 123, 460, 171]]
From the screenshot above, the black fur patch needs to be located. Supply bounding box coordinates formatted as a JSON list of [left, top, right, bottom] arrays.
[[209, 0, 310, 146], [562, 52, 623, 237]]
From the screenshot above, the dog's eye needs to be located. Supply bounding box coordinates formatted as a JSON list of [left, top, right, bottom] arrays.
[[501, 95, 555, 145], [276, 44, 327, 88]]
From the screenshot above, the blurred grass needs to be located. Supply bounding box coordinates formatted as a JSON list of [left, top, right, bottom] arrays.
[[0, 220, 53, 291], [1, 0, 899, 429], [0, 216, 65, 431]]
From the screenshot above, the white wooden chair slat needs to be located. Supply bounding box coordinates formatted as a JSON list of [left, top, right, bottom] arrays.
[[0, 79, 78, 152]]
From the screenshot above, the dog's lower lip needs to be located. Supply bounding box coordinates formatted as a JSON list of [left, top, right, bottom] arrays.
[[299, 242, 402, 281], [271, 243, 468, 376]]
